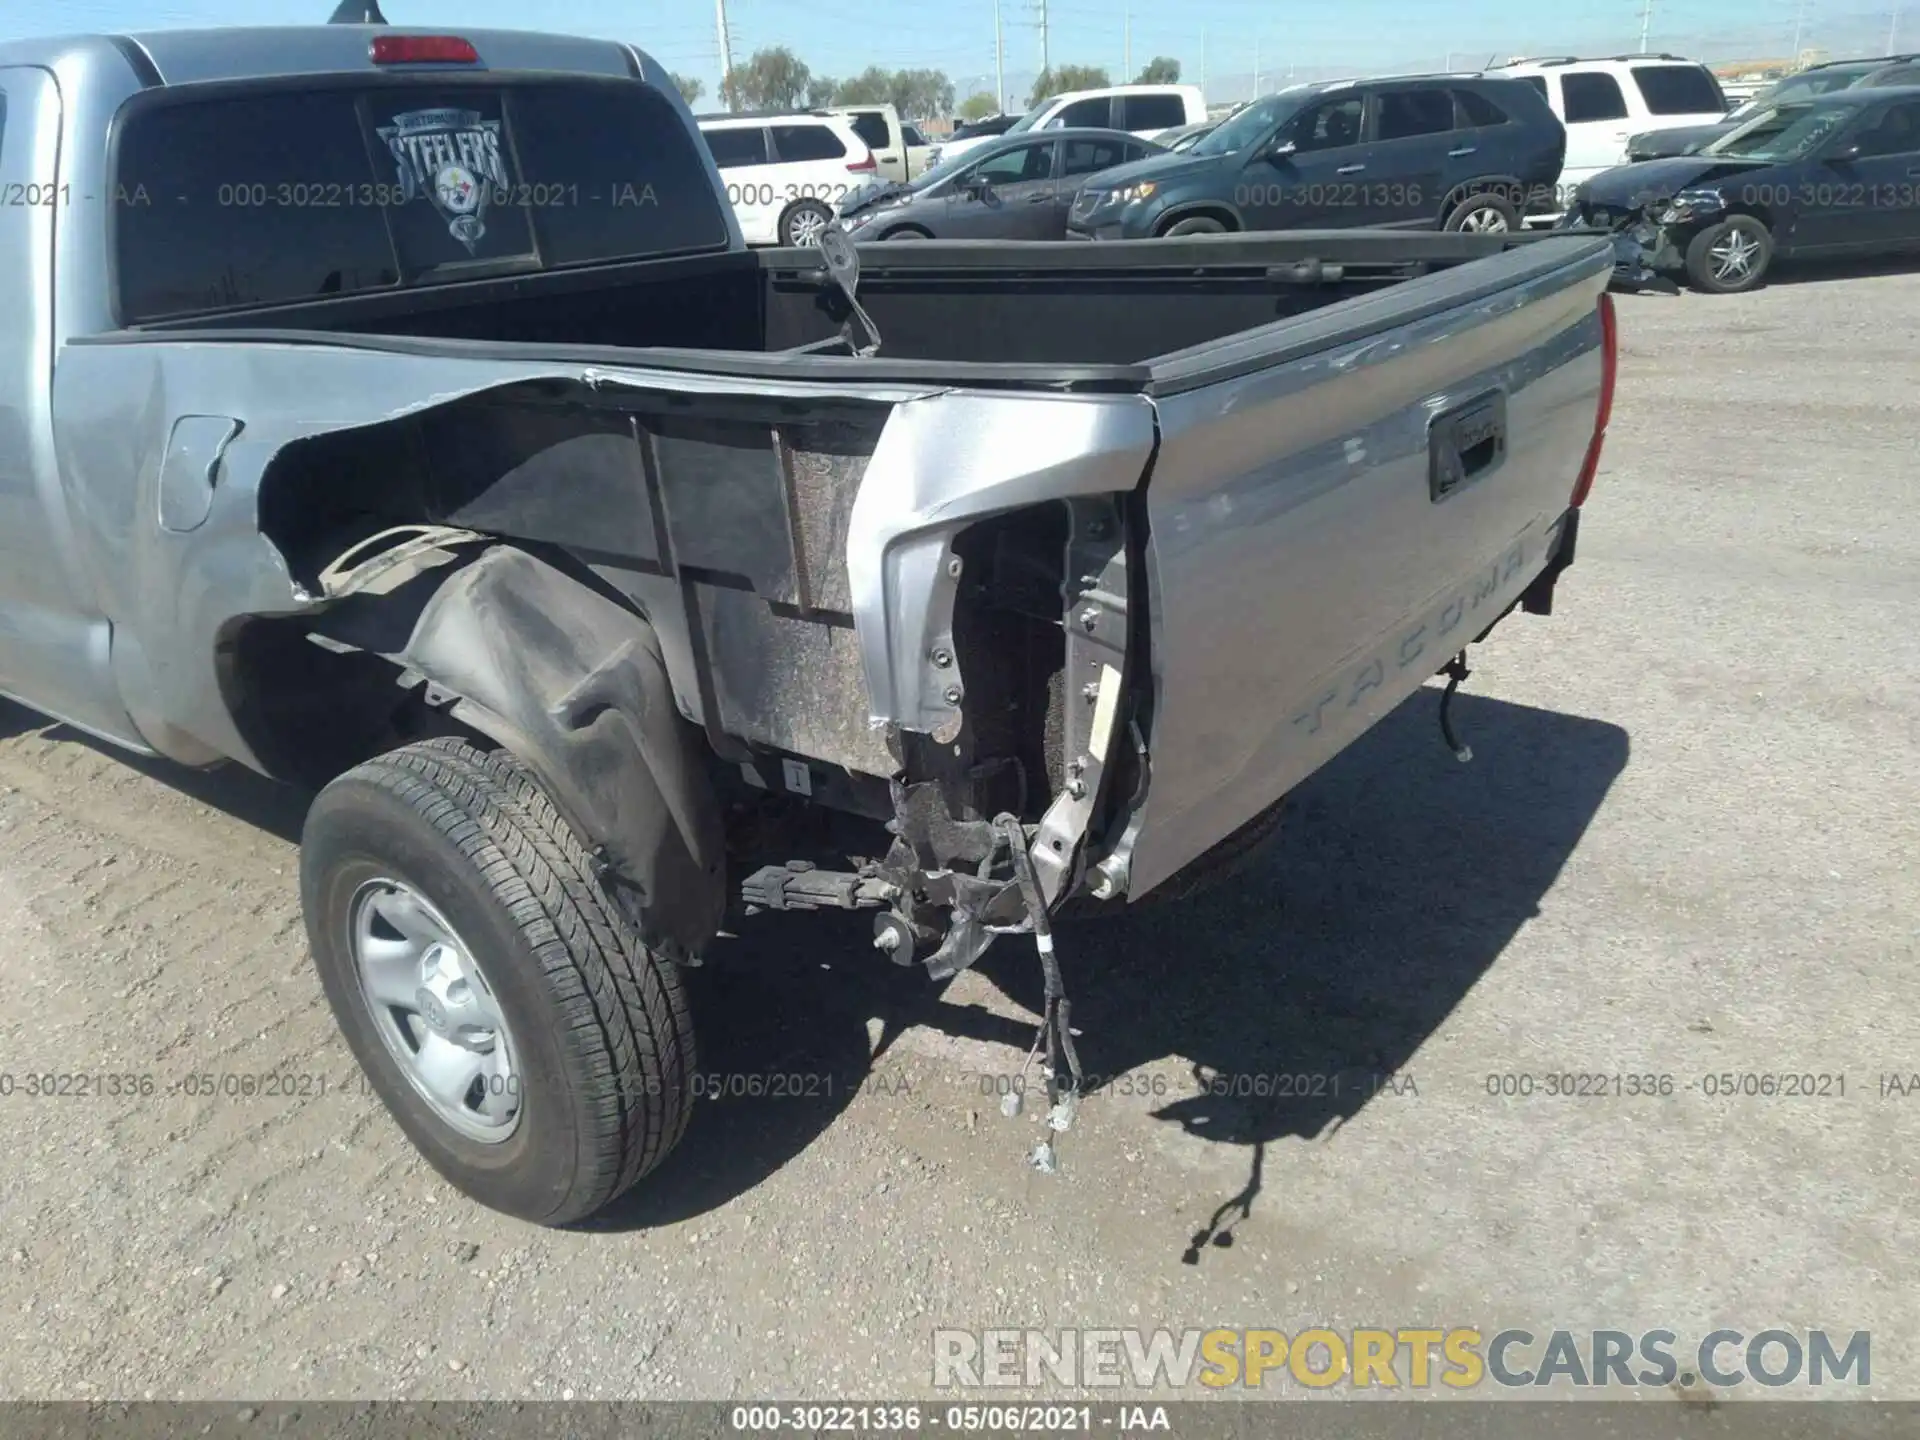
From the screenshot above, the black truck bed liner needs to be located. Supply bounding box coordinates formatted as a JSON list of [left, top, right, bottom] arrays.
[[120, 230, 1592, 393]]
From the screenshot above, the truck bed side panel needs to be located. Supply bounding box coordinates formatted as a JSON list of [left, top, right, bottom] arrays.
[[1126, 243, 1611, 899]]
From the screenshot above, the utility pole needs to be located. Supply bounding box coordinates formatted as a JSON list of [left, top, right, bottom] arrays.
[[1253, 37, 1261, 96], [1791, 0, 1806, 59], [1638, 0, 1652, 53], [715, 0, 734, 110], [1891, 3, 1903, 51], [995, 0, 1005, 111], [1038, 0, 1049, 81], [1124, 5, 1131, 80]]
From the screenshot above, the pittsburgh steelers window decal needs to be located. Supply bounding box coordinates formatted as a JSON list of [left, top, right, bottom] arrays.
[[375, 107, 511, 253]]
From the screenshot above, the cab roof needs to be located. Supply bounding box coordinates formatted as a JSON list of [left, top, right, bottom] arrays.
[[0, 27, 645, 85]]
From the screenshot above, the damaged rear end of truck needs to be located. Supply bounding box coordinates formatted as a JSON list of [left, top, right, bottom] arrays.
[[59, 231, 1616, 1016], [20, 21, 1617, 1220]]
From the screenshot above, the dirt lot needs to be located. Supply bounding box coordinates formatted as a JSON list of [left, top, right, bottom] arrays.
[[1, 258, 1917, 1403]]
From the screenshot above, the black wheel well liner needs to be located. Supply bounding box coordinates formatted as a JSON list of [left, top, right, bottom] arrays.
[[278, 544, 728, 962], [1439, 175, 1528, 216], [1154, 201, 1242, 234]]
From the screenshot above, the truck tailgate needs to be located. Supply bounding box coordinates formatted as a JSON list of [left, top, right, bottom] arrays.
[[1124, 237, 1613, 898]]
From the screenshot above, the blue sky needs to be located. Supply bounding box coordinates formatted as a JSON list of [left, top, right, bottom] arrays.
[[4, 0, 1910, 109]]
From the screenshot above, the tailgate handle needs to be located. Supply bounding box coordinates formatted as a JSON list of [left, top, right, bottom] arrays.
[[1429, 391, 1507, 503]]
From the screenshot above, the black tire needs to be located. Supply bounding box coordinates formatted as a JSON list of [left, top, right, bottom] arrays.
[[300, 737, 696, 1225], [1684, 215, 1772, 293], [1159, 215, 1228, 237], [880, 225, 931, 240], [779, 198, 834, 246], [1442, 191, 1521, 233]]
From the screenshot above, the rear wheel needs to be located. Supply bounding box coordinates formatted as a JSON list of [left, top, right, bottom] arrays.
[[780, 198, 834, 246], [1685, 215, 1772, 293], [1159, 215, 1228, 237], [881, 225, 931, 240], [1443, 192, 1520, 233], [301, 737, 696, 1225]]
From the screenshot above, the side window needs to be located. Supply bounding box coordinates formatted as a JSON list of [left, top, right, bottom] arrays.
[[970, 142, 1054, 184], [1560, 71, 1629, 123], [902, 124, 927, 146], [1629, 64, 1724, 115], [1852, 101, 1920, 157], [1374, 88, 1456, 140], [1291, 95, 1365, 151], [1453, 88, 1510, 129], [1121, 93, 1187, 130], [1518, 75, 1549, 101], [1052, 96, 1113, 128], [704, 126, 770, 168], [770, 124, 846, 162], [847, 112, 892, 152], [1061, 137, 1126, 175], [116, 91, 399, 321]]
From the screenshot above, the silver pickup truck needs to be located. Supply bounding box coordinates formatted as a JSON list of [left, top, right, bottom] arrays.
[[0, 24, 1617, 1224]]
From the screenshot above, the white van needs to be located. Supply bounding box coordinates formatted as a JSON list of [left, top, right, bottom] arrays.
[[697, 112, 877, 245], [928, 84, 1206, 166], [1489, 55, 1728, 210]]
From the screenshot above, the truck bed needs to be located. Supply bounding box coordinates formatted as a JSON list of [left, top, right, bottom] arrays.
[[126, 230, 1592, 385], [59, 230, 1613, 901]]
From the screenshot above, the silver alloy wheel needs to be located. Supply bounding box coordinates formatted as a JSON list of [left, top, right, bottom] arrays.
[[1709, 226, 1761, 283], [1459, 205, 1510, 233], [787, 207, 829, 245], [349, 878, 521, 1144]]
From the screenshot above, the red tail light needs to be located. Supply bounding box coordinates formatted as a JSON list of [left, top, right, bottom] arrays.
[[1570, 290, 1616, 508], [846, 152, 876, 172], [370, 35, 479, 64]]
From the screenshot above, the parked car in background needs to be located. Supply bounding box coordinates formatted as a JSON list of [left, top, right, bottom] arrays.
[[824, 103, 933, 183], [935, 84, 1206, 164], [1565, 87, 1920, 292], [837, 128, 1161, 239], [926, 112, 1020, 166], [1158, 116, 1225, 151], [1491, 54, 1727, 204], [1626, 54, 1920, 160], [1068, 74, 1564, 239], [698, 111, 875, 244]]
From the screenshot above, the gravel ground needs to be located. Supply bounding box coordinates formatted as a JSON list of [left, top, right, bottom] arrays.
[[0, 257, 1916, 1404]]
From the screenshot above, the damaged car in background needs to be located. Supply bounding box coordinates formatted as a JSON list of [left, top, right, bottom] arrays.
[[1564, 86, 1920, 293], [1624, 54, 1920, 161], [1, 22, 1617, 1225]]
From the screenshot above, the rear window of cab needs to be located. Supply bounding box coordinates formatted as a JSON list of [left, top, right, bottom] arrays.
[[113, 78, 730, 324]]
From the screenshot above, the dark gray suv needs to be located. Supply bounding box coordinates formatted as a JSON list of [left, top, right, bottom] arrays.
[[1067, 75, 1566, 240], [835, 128, 1161, 240]]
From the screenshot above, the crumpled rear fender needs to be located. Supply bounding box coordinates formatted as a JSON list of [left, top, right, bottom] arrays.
[[318, 544, 726, 963]]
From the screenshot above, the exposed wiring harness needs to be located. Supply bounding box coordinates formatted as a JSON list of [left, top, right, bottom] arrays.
[[995, 813, 1084, 1171]]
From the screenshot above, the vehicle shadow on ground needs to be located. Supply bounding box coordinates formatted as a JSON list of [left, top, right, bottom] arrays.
[[0, 697, 48, 744], [14, 716, 314, 843], [598, 688, 1629, 1237]]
